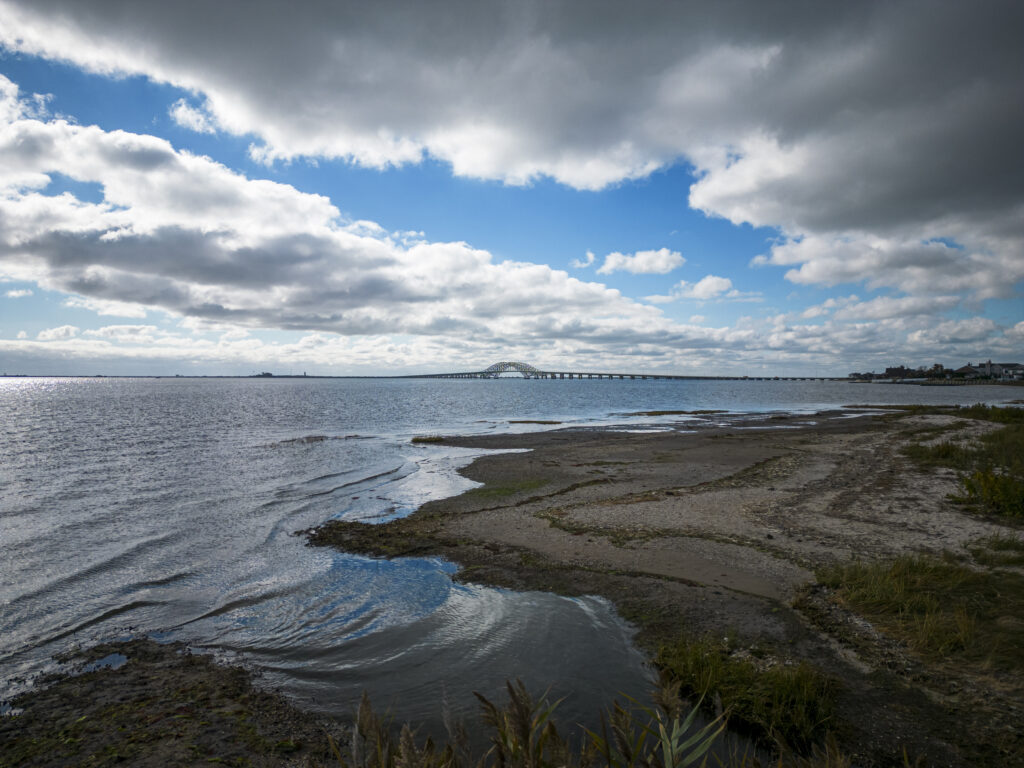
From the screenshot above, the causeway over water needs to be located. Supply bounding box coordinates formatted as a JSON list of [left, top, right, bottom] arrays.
[[403, 360, 849, 381]]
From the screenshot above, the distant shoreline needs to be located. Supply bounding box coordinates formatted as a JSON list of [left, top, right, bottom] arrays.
[[3, 371, 1022, 386]]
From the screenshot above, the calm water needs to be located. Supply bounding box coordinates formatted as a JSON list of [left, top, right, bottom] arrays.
[[0, 377, 1016, 732]]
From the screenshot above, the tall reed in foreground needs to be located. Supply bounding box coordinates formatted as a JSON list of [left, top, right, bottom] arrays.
[[326, 679, 727, 768]]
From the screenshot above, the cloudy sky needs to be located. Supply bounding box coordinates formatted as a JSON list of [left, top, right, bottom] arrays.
[[0, 0, 1021, 376]]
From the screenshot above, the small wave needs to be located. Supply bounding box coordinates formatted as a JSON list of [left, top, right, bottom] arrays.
[[272, 465, 408, 503], [3, 532, 186, 612], [41, 600, 165, 645], [175, 586, 304, 628], [135, 571, 195, 589]]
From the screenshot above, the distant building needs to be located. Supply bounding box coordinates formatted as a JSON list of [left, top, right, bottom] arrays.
[[851, 361, 1021, 382], [955, 363, 981, 378], [997, 363, 1024, 380], [954, 361, 1023, 380]]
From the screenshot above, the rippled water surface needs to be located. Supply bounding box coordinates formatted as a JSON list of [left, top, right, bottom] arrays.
[[1, 376, 1015, 730]]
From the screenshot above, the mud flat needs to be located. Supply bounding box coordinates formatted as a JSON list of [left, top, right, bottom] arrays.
[[310, 410, 1024, 766], [0, 639, 340, 766]]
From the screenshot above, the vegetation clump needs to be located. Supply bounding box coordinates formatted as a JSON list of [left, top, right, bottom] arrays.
[[308, 519, 439, 558], [323, 677, 870, 768], [412, 435, 446, 444], [0, 640, 336, 767], [325, 679, 728, 768], [818, 553, 1024, 670], [901, 404, 1024, 517], [655, 635, 836, 754], [968, 532, 1024, 567]]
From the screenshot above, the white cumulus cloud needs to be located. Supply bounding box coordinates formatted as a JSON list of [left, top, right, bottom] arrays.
[[596, 248, 684, 275], [37, 324, 79, 340], [571, 251, 596, 269], [169, 99, 217, 134], [646, 275, 755, 303]]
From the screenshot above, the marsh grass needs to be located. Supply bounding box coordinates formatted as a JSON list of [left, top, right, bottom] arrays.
[[325, 679, 728, 768], [818, 554, 1024, 670], [879, 404, 1024, 423], [901, 441, 974, 470], [655, 637, 835, 753], [968, 532, 1024, 567], [412, 435, 446, 443], [900, 405, 1024, 517]]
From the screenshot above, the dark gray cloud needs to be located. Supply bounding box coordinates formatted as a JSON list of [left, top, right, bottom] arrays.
[[2, 0, 1020, 301]]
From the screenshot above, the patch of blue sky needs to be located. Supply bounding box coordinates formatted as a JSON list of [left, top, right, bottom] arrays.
[[924, 237, 965, 250], [1, 286, 78, 336], [1, 51, 781, 308], [961, 296, 1024, 330], [992, 292, 1024, 328], [282, 155, 781, 297], [1, 49, 820, 349], [0, 51, 263, 173], [41, 172, 105, 204]]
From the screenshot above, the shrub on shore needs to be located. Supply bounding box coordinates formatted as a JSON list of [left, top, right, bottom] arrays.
[[959, 468, 1024, 517]]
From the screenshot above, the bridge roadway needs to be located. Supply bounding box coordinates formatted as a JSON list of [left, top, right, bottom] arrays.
[[407, 372, 847, 381], [401, 361, 848, 382]]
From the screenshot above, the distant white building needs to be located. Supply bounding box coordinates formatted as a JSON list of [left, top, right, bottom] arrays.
[[956, 361, 1024, 380]]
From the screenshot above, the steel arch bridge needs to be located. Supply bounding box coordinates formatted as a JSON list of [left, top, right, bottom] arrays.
[[481, 361, 543, 377]]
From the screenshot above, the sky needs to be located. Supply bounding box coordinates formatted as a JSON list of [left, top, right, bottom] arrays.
[[0, 0, 1021, 377]]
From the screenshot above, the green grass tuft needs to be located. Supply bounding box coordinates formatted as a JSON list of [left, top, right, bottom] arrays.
[[818, 554, 1024, 670], [901, 440, 974, 470], [655, 636, 835, 753], [969, 532, 1024, 567], [901, 406, 1024, 518]]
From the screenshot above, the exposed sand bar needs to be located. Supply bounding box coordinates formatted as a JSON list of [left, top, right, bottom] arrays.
[[315, 411, 1003, 602]]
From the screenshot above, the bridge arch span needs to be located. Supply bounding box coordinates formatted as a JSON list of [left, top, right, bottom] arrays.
[[482, 361, 543, 377]]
